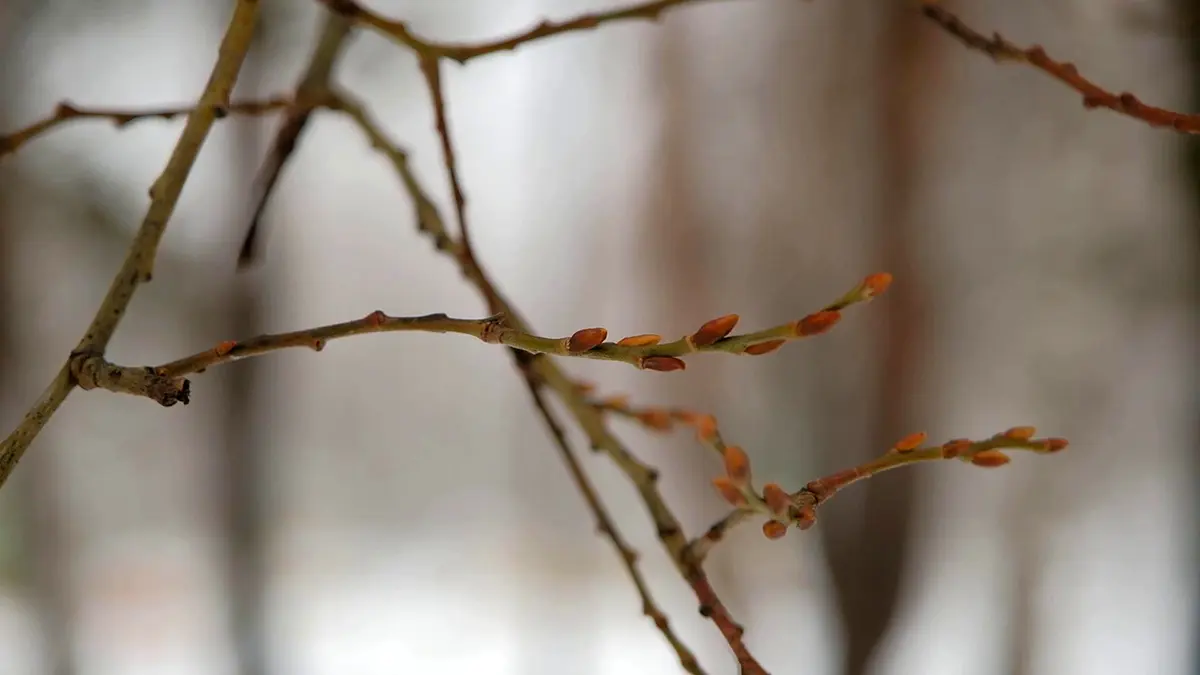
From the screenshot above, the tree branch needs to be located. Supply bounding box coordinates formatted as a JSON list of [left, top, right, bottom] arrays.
[[318, 0, 734, 64], [517, 357, 706, 675], [922, 2, 1200, 133], [237, 10, 355, 265], [0, 97, 295, 159], [0, 0, 262, 488]]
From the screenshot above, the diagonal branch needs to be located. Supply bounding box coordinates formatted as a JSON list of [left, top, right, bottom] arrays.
[[921, 2, 1200, 133], [332, 78, 770, 675], [237, 10, 355, 266], [516, 355, 706, 675], [0, 0, 262, 489]]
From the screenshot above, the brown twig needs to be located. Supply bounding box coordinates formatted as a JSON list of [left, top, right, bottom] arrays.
[[921, 2, 1200, 133], [595, 397, 1069, 557], [237, 11, 355, 266], [332, 80, 769, 674], [0, 97, 295, 159], [0, 0, 262, 489], [319, 0, 732, 64], [59, 297, 903, 406], [517, 356, 706, 675]]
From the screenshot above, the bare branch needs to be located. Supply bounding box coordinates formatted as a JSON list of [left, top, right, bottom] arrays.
[[237, 11, 355, 266], [517, 357, 706, 675], [0, 97, 295, 159], [319, 0, 735, 64], [922, 2, 1200, 133], [0, 0, 262, 488]]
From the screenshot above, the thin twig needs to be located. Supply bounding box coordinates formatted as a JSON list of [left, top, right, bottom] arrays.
[[237, 10, 355, 266], [0, 0, 262, 489], [332, 81, 770, 674], [319, 0, 732, 64], [595, 397, 1068, 556], [0, 98, 295, 158], [921, 2, 1200, 133], [517, 355, 706, 675]]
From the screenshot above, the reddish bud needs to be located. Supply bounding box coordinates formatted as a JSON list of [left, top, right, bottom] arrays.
[[762, 483, 791, 517], [744, 340, 786, 356], [796, 310, 842, 336], [971, 450, 1011, 468], [1043, 437, 1069, 453], [213, 340, 238, 356], [693, 414, 719, 440], [762, 521, 789, 540], [892, 431, 927, 454], [691, 314, 740, 347], [860, 272, 893, 299], [617, 334, 662, 347], [365, 310, 387, 326], [722, 445, 751, 484], [568, 327, 608, 353], [641, 355, 686, 372], [712, 477, 748, 507], [941, 438, 972, 459], [1001, 426, 1037, 441], [311, 339, 326, 352], [794, 506, 817, 530], [636, 409, 673, 431]]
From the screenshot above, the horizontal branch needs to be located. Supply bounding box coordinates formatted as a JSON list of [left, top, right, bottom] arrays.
[[592, 395, 1069, 559], [0, 96, 303, 159], [72, 277, 886, 405], [922, 2, 1200, 133], [319, 0, 736, 64]]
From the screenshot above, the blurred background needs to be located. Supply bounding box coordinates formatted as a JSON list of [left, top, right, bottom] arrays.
[[0, 0, 1196, 673]]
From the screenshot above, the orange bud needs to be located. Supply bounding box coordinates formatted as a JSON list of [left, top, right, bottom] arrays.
[[796, 310, 841, 336], [617, 333, 662, 347], [941, 438, 972, 459], [860, 272, 893, 299], [365, 309, 387, 326], [641, 355, 686, 372], [636, 409, 673, 431], [794, 505, 817, 530], [712, 477, 747, 507], [1001, 426, 1037, 441], [213, 340, 238, 356], [762, 521, 789, 540], [722, 445, 751, 484], [744, 339, 786, 356], [691, 314, 739, 347], [762, 483, 791, 517], [971, 450, 1011, 468], [1043, 437, 1069, 453], [693, 414, 719, 440], [568, 327, 608, 353], [892, 431, 927, 454]]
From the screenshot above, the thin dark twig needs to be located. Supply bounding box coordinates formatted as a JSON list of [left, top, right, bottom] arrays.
[[516, 355, 706, 675], [237, 11, 355, 266]]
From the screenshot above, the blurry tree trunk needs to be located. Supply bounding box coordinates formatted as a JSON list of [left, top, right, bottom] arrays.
[[220, 5, 270, 674], [1175, 1, 1200, 673], [819, 7, 936, 674], [0, 2, 77, 673]]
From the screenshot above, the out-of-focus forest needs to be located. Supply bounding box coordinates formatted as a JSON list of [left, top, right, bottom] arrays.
[[0, 0, 1196, 674]]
